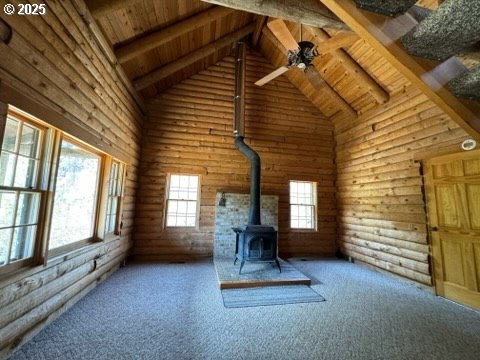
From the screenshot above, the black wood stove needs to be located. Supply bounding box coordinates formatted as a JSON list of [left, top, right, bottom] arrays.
[[231, 41, 281, 275], [233, 225, 280, 274]]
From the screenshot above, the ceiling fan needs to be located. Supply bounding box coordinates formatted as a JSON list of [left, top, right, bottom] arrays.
[[255, 19, 325, 89]]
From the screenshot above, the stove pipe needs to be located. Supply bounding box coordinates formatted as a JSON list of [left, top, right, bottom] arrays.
[[233, 41, 261, 226]]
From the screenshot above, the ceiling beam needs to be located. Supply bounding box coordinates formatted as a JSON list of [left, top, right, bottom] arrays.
[[319, 0, 480, 141], [304, 26, 389, 104], [200, 0, 350, 31], [252, 16, 268, 47], [115, 6, 235, 64], [133, 23, 255, 91], [262, 27, 357, 119], [84, 0, 142, 18], [312, 31, 359, 54]]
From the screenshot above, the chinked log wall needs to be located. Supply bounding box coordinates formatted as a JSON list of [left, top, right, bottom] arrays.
[[334, 86, 471, 286], [0, 0, 143, 357], [134, 52, 336, 260]]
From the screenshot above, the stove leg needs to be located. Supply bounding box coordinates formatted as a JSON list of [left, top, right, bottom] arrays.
[[239, 260, 245, 274], [234, 257, 238, 265], [275, 259, 281, 273]]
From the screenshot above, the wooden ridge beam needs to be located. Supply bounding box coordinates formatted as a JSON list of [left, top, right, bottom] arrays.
[[304, 25, 389, 104], [319, 0, 480, 141], [262, 27, 357, 119], [133, 23, 255, 91], [115, 6, 235, 64], [200, 0, 350, 31], [84, 0, 142, 18]]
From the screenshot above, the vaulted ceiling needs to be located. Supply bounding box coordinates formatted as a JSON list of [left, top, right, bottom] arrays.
[[84, 0, 480, 141]]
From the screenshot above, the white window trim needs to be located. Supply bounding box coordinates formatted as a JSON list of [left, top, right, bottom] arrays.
[[164, 173, 200, 229], [0, 105, 127, 274], [289, 180, 317, 231]]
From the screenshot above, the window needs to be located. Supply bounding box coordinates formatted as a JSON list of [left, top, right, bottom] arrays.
[[165, 174, 199, 227], [289, 180, 316, 230], [0, 116, 43, 267], [105, 160, 125, 235], [48, 140, 101, 250], [0, 105, 126, 272]]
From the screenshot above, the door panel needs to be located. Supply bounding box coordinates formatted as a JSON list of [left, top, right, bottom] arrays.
[[435, 185, 460, 228], [466, 184, 480, 229], [441, 238, 464, 285], [463, 158, 480, 176], [425, 149, 480, 309]]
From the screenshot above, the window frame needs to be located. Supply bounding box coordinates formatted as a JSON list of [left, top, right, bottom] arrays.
[[0, 105, 127, 274], [289, 180, 317, 231], [0, 111, 49, 274], [46, 135, 105, 257], [164, 173, 201, 229], [97, 158, 126, 240]]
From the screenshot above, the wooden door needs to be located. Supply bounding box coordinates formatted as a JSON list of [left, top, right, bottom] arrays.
[[424, 150, 480, 309]]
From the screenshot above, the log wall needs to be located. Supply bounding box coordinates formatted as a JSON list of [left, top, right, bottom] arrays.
[[0, 1, 143, 357], [334, 84, 471, 285], [134, 52, 337, 260]]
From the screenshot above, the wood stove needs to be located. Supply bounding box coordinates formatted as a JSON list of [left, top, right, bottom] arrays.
[[231, 41, 281, 274], [233, 225, 280, 274]]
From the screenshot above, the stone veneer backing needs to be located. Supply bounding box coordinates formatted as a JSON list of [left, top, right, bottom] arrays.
[[214, 192, 278, 258]]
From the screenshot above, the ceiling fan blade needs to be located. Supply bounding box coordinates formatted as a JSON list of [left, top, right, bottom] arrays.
[[255, 65, 290, 86], [267, 19, 299, 51], [304, 65, 325, 89]]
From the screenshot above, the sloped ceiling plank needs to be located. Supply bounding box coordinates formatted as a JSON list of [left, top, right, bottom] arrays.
[[305, 25, 389, 104], [319, 0, 480, 141], [115, 6, 235, 64], [0, 18, 11, 43], [133, 23, 255, 90], [85, 0, 143, 18], [200, 0, 349, 31], [261, 27, 357, 119]]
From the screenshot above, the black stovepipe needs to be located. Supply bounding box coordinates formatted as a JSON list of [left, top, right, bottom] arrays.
[[234, 135, 261, 225]]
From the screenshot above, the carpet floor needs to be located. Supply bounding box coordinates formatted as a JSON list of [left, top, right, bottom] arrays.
[[9, 258, 480, 360]]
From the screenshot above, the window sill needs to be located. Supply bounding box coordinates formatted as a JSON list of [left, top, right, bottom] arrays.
[[290, 228, 317, 233], [163, 226, 199, 232]]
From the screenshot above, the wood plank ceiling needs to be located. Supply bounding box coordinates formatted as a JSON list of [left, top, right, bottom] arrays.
[[85, 0, 479, 131], [87, 0, 254, 97]]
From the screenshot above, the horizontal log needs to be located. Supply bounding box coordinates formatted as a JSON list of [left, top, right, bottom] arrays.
[[340, 247, 431, 285]]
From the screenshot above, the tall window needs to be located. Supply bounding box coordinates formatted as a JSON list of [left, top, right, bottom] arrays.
[[105, 160, 124, 235], [165, 174, 199, 227], [289, 180, 316, 230], [0, 116, 43, 267], [0, 105, 126, 272], [49, 140, 101, 250]]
